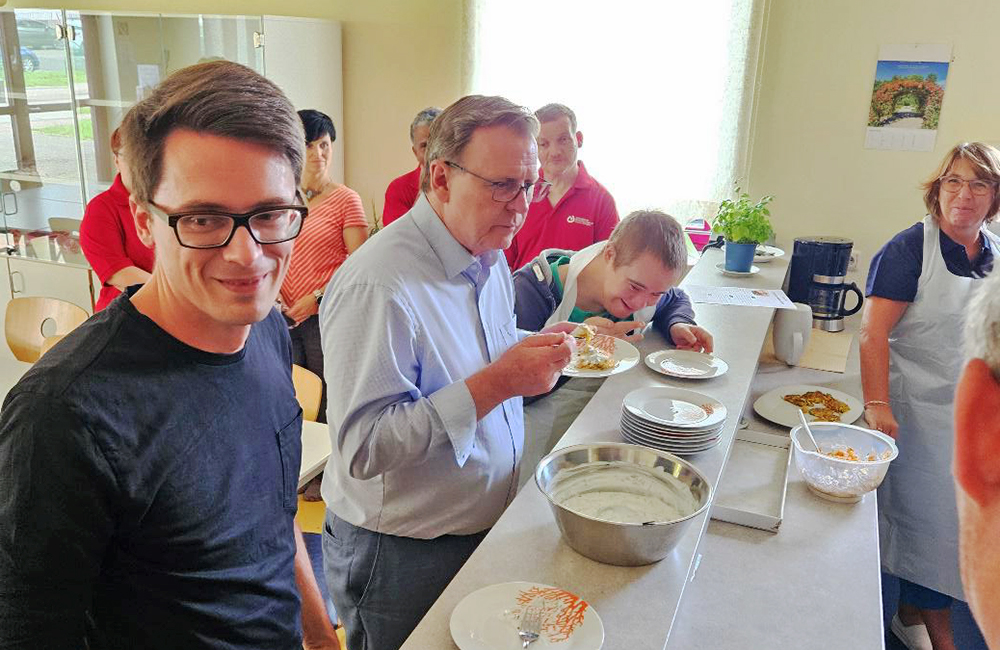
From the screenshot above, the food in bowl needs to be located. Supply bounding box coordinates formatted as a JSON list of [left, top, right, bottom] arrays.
[[791, 422, 898, 502], [823, 446, 893, 462], [535, 443, 712, 566], [549, 461, 700, 524]]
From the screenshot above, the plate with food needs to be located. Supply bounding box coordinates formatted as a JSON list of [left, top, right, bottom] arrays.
[[644, 349, 729, 379], [753, 384, 863, 428], [562, 324, 640, 378], [754, 245, 785, 263], [449, 581, 604, 650]]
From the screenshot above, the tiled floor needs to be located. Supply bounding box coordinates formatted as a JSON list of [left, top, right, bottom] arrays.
[[881, 572, 987, 649]]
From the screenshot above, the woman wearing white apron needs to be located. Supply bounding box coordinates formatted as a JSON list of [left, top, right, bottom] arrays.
[[512, 211, 713, 487], [860, 142, 1000, 650]]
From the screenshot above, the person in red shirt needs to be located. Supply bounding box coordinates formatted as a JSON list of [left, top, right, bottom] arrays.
[[505, 103, 618, 271], [381, 106, 441, 226], [80, 128, 155, 311]]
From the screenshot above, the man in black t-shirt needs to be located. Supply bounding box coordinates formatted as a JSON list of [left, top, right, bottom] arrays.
[[0, 62, 340, 649]]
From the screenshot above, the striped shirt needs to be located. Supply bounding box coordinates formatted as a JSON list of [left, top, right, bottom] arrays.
[[280, 184, 368, 306]]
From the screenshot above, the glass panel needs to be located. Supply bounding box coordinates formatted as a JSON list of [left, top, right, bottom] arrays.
[[69, 11, 164, 201], [159, 14, 263, 76], [0, 9, 84, 264], [0, 115, 17, 172]]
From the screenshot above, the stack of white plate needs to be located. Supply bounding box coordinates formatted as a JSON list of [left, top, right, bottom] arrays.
[[620, 386, 727, 455]]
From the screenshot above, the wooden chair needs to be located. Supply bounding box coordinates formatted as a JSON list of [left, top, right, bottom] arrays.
[[39, 334, 66, 358], [5, 297, 88, 363], [292, 364, 322, 422]]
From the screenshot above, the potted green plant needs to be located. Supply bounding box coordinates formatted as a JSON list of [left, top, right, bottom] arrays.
[[713, 188, 775, 272]]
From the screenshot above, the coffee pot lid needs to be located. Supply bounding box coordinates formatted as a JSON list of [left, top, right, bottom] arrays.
[[793, 236, 853, 247]]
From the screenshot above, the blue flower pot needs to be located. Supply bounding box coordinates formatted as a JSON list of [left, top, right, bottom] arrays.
[[725, 240, 756, 272]]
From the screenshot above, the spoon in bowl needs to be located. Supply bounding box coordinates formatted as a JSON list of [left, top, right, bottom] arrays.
[[797, 409, 824, 454]]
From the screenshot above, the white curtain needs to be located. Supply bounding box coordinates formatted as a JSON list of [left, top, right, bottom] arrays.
[[466, 0, 769, 222]]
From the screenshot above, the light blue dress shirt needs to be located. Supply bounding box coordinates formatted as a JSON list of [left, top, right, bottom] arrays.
[[318, 193, 525, 538]]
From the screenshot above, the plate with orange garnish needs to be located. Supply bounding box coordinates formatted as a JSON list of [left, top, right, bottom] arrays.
[[450, 581, 604, 649]]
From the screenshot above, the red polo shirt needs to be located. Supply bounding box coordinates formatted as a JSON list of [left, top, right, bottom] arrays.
[[80, 174, 155, 311], [382, 166, 421, 226], [505, 161, 618, 271]]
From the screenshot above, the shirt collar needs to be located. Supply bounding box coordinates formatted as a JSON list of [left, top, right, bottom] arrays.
[[410, 192, 481, 280], [939, 227, 996, 276], [109, 173, 130, 205], [573, 161, 595, 189]]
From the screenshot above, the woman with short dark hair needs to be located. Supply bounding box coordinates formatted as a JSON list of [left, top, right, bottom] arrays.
[[281, 109, 368, 498]]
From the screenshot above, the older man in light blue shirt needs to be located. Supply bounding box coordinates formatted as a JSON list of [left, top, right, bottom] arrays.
[[319, 95, 573, 650]]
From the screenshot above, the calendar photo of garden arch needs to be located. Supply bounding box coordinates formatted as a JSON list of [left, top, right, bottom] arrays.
[[864, 44, 951, 152], [868, 60, 948, 130]]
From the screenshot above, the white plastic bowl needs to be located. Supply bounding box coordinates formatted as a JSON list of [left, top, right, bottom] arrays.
[[790, 422, 898, 503]]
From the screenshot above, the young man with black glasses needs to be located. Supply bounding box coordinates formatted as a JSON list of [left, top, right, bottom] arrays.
[[0, 61, 339, 649]]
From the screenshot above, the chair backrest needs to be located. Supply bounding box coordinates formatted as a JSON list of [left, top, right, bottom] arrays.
[[5, 297, 89, 363], [292, 364, 322, 422], [39, 334, 66, 358]]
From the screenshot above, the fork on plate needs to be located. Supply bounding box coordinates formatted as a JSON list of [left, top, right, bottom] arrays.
[[518, 604, 543, 647]]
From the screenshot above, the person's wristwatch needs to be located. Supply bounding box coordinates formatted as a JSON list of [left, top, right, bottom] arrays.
[[313, 289, 323, 305]]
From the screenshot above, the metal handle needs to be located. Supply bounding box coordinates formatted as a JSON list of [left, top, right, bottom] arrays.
[[3, 191, 18, 216], [10, 270, 24, 293]]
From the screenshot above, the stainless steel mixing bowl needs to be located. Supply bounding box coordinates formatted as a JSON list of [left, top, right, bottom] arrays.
[[535, 442, 712, 566]]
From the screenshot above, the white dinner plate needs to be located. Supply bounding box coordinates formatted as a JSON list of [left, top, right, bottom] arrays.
[[450, 581, 604, 650], [621, 427, 721, 449], [623, 386, 727, 429], [645, 349, 729, 379], [620, 419, 723, 442], [563, 337, 640, 378], [752, 384, 863, 429], [620, 408, 725, 435], [622, 429, 722, 454], [754, 245, 785, 263], [716, 263, 760, 277]]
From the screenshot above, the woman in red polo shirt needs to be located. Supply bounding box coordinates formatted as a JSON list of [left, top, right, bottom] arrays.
[[80, 128, 154, 311], [281, 109, 368, 431]]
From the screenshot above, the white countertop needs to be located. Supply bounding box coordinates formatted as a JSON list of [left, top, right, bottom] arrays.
[[402, 248, 877, 649], [667, 321, 884, 648]]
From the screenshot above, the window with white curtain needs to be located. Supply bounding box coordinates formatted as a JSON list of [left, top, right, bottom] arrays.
[[468, 0, 764, 221]]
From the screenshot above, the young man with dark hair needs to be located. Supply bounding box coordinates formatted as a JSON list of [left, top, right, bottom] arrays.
[[0, 61, 339, 650]]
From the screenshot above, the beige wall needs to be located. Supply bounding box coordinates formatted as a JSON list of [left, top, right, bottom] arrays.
[[747, 0, 1000, 270], [8, 0, 465, 224]]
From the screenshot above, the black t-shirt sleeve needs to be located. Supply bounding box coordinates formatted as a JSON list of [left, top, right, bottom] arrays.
[[0, 392, 117, 648], [866, 222, 923, 302]]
